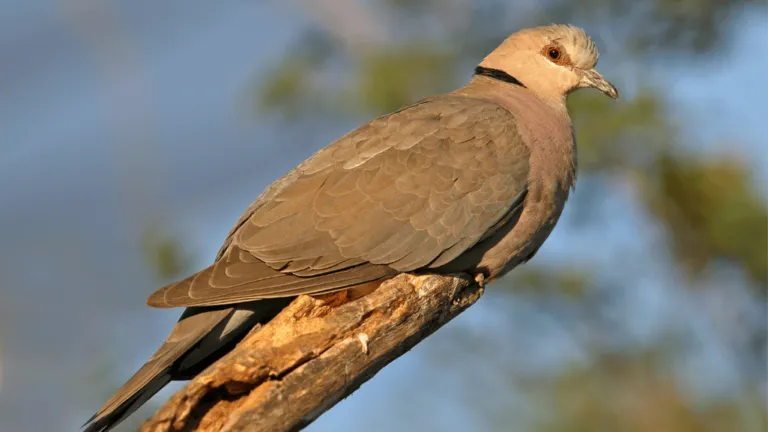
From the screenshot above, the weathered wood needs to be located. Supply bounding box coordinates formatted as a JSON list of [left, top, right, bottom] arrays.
[[140, 273, 481, 432]]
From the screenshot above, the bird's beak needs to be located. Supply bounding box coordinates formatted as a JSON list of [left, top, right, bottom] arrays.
[[578, 69, 619, 99]]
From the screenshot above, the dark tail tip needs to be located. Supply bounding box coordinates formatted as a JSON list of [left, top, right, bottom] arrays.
[[82, 373, 171, 432]]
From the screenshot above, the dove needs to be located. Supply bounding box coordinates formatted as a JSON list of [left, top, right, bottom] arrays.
[[84, 24, 618, 432]]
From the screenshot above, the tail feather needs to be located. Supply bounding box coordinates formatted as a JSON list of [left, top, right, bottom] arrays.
[[82, 371, 172, 432], [83, 300, 292, 432], [83, 307, 234, 432]]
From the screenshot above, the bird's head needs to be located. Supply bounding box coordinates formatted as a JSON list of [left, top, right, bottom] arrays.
[[479, 24, 618, 103]]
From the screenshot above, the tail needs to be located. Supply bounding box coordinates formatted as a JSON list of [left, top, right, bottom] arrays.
[[82, 307, 234, 432], [83, 299, 292, 432], [82, 370, 172, 432]]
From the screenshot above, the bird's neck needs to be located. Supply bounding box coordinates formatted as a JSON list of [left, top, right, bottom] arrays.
[[465, 75, 570, 116], [457, 76, 578, 192]]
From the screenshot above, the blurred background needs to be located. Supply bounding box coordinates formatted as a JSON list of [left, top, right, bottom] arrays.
[[0, 1, 766, 431]]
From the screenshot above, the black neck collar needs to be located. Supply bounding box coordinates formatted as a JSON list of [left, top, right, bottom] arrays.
[[474, 66, 526, 88]]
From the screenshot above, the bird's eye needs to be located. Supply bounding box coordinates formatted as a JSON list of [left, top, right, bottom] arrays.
[[548, 48, 561, 60]]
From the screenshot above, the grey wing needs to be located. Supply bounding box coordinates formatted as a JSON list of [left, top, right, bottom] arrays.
[[148, 96, 530, 308]]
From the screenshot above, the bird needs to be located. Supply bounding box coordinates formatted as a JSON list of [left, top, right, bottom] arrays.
[[84, 24, 618, 432]]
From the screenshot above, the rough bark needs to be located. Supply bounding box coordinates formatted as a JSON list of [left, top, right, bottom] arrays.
[[140, 272, 482, 432]]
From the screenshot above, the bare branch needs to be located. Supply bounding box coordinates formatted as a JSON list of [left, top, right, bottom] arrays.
[[141, 273, 481, 432]]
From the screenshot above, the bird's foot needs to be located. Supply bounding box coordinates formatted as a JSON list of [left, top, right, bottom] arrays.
[[474, 273, 486, 288]]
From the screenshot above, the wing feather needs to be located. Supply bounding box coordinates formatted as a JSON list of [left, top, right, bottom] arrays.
[[148, 96, 530, 308]]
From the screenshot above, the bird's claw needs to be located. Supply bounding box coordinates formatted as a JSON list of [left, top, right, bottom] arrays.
[[474, 273, 486, 288]]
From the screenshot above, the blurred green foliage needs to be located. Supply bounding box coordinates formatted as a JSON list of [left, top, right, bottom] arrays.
[[648, 154, 767, 286], [569, 90, 668, 172], [140, 225, 194, 283], [544, 0, 763, 54], [513, 265, 596, 299], [355, 46, 457, 112], [535, 351, 767, 432]]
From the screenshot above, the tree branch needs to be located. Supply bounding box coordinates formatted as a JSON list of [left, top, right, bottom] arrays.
[[140, 273, 482, 432]]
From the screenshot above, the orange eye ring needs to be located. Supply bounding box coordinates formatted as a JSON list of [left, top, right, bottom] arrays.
[[542, 44, 570, 65]]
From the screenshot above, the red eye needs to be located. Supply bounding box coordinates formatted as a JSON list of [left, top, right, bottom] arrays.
[[548, 48, 561, 60]]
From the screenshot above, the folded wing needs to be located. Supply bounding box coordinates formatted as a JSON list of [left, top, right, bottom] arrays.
[[148, 96, 530, 308]]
